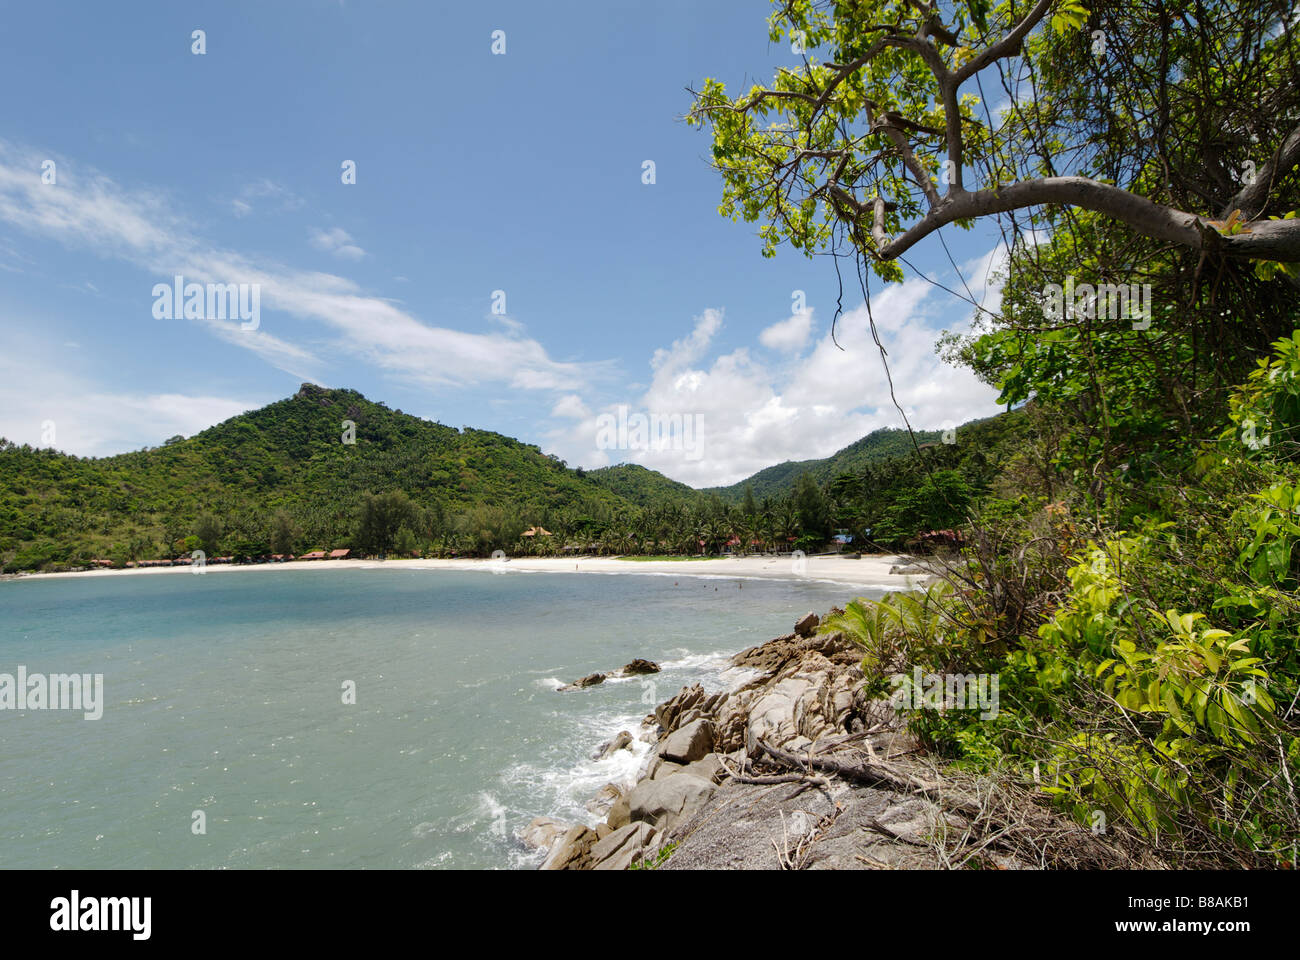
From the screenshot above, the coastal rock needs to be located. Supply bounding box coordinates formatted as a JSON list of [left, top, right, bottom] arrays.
[[587, 783, 625, 816], [647, 758, 686, 780], [592, 730, 634, 760], [606, 793, 632, 830], [618, 659, 660, 675], [627, 773, 716, 833], [520, 816, 568, 852], [561, 672, 606, 691], [681, 752, 730, 785], [730, 634, 799, 674], [795, 611, 820, 637], [657, 717, 716, 764], [653, 683, 706, 731], [589, 822, 662, 871], [540, 824, 597, 870]]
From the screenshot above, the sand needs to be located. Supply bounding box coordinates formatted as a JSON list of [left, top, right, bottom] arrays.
[[3, 553, 929, 589]]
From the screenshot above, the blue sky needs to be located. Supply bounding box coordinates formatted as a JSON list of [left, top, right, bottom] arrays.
[[0, 0, 1005, 486]]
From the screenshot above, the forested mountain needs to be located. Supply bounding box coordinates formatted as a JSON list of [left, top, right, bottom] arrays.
[[0, 384, 636, 569], [706, 418, 1008, 502], [583, 463, 703, 507], [0, 381, 1018, 572]]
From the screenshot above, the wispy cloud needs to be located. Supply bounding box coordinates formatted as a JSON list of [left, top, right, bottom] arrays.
[[309, 226, 366, 261], [0, 347, 260, 457], [231, 178, 302, 218], [0, 140, 600, 394]]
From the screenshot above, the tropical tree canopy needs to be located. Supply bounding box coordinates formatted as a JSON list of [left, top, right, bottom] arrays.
[[687, 0, 1300, 277]]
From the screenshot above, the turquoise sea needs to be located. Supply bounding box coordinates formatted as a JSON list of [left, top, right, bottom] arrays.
[[0, 567, 880, 868]]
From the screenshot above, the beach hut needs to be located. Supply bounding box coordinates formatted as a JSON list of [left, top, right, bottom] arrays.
[[299, 550, 327, 561], [329, 549, 351, 559]]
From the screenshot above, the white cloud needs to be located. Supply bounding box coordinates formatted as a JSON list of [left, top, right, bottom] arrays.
[[0, 140, 598, 395], [231, 178, 302, 218], [0, 349, 259, 457], [759, 309, 813, 352], [550, 394, 590, 419], [547, 278, 1003, 487], [309, 226, 366, 261]]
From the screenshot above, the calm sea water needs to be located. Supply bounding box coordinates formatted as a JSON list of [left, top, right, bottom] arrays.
[[0, 567, 880, 869]]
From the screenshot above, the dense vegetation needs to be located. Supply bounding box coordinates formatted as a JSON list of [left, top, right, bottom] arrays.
[[0, 382, 1011, 572], [690, 0, 1300, 865]]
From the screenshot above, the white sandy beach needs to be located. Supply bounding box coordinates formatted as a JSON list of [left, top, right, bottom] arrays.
[[3, 553, 929, 588]]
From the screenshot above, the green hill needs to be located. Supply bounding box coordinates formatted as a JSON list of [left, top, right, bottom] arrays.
[[0, 384, 1025, 572], [584, 463, 703, 508], [705, 417, 1010, 503], [0, 384, 649, 570]]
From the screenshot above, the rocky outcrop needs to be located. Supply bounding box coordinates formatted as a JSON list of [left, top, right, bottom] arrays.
[[628, 773, 717, 830], [529, 611, 879, 870], [559, 658, 662, 692], [525, 606, 1148, 871], [560, 672, 606, 691], [520, 816, 568, 852], [592, 730, 634, 760], [657, 718, 715, 764]]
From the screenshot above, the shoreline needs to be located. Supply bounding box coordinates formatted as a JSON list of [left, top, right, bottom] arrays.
[[1, 553, 931, 589]]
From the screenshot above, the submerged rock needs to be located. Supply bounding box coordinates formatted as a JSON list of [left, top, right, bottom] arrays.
[[560, 672, 606, 691], [520, 816, 568, 852], [587, 783, 625, 816], [619, 658, 661, 675], [592, 730, 634, 760]]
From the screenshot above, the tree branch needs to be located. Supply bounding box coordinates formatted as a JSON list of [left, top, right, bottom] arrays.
[[865, 177, 1300, 261]]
